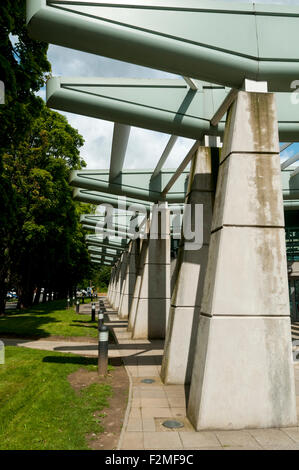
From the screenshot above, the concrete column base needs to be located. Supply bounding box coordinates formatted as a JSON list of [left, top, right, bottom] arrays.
[[188, 315, 296, 430]]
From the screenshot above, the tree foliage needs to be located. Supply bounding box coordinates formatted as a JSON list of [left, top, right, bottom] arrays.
[[0, 1, 96, 312]]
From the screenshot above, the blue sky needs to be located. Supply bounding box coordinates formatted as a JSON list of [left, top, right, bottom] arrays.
[[33, 0, 299, 171]]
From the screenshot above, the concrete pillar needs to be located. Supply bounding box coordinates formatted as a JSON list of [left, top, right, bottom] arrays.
[[114, 251, 128, 312], [107, 266, 114, 302], [128, 238, 147, 331], [187, 90, 297, 430], [132, 205, 171, 339], [111, 259, 121, 310], [119, 241, 138, 319], [161, 147, 214, 384]]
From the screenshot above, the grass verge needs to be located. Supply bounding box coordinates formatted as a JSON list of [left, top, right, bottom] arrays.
[[0, 346, 113, 450], [0, 299, 99, 339]]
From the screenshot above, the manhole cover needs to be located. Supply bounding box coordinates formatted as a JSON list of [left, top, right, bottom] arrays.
[[141, 379, 155, 384], [162, 420, 184, 429]]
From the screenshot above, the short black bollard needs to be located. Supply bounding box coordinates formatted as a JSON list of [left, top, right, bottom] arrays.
[[98, 325, 109, 376], [76, 299, 80, 314], [81, 295, 85, 304], [91, 302, 96, 322]]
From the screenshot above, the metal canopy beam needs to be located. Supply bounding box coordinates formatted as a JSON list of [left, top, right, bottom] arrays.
[[47, 77, 225, 141], [47, 77, 299, 142], [90, 252, 118, 260], [73, 188, 153, 211], [281, 153, 299, 171], [85, 235, 128, 248], [82, 224, 128, 236], [88, 244, 123, 252], [182, 77, 198, 91], [90, 257, 115, 265], [109, 123, 131, 182], [210, 88, 239, 127], [27, 1, 299, 91], [151, 135, 178, 180], [161, 141, 200, 196], [80, 213, 134, 227], [280, 143, 292, 153], [70, 168, 189, 203], [88, 246, 122, 256]]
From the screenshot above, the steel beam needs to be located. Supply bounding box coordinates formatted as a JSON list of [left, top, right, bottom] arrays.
[[70, 168, 189, 203], [73, 188, 153, 211], [109, 123, 131, 182], [151, 135, 178, 180], [47, 77, 299, 142], [281, 153, 299, 171], [27, 1, 299, 91], [161, 141, 200, 196]]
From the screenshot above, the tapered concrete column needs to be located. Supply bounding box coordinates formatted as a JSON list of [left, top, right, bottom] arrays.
[[128, 238, 147, 331], [117, 249, 130, 314], [114, 251, 128, 312], [110, 266, 117, 304], [161, 147, 214, 384], [111, 259, 121, 310], [132, 205, 171, 339], [107, 266, 115, 302], [188, 91, 297, 430], [119, 241, 138, 319]]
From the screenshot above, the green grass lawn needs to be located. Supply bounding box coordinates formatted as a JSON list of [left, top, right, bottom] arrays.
[[0, 346, 112, 450], [0, 299, 100, 339]]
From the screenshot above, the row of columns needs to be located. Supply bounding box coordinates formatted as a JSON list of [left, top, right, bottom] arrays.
[[106, 90, 297, 430]]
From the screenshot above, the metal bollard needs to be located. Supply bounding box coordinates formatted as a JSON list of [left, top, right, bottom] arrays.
[[67, 297, 70, 309], [76, 300, 80, 314], [98, 309, 104, 329], [91, 302, 96, 322], [98, 325, 109, 376]]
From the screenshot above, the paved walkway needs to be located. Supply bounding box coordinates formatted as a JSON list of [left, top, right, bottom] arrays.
[[3, 299, 299, 450]]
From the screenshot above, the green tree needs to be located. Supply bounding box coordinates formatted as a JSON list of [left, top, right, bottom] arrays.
[[0, 0, 51, 313], [3, 105, 91, 309]]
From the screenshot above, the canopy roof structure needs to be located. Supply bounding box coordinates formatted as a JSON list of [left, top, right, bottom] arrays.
[[27, 0, 299, 91], [26, 0, 299, 268], [47, 77, 299, 142], [71, 168, 190, 202]]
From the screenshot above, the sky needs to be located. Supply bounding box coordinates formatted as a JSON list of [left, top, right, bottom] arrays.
[[35, 0, 299, 171]]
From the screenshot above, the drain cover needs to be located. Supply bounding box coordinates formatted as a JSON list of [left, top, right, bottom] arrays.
[[141, 379, 155, 384], [162, 420, 184, 429]]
